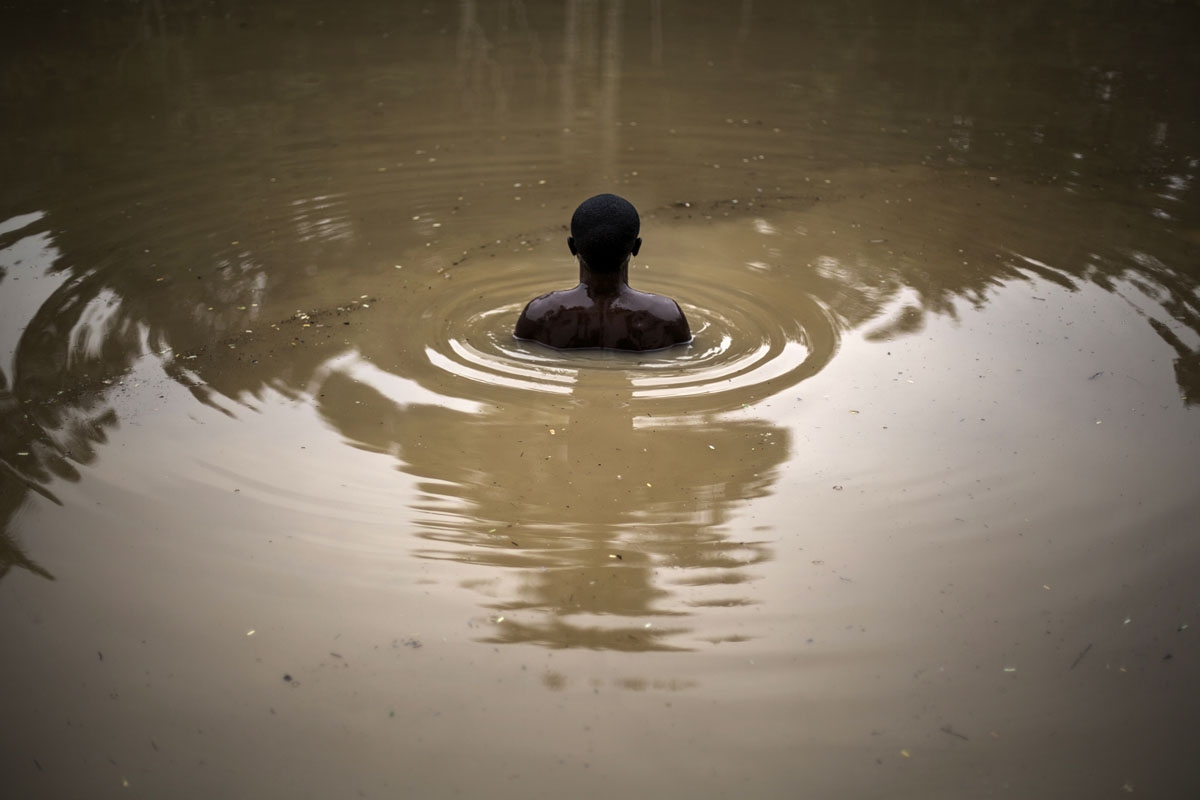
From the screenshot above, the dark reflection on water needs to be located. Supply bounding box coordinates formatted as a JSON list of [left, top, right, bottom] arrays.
[[0, 2, 1198, 575], [318, 366, 784, 650]]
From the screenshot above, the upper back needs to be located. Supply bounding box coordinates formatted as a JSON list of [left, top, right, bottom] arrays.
[[515, 287, 691, 351]]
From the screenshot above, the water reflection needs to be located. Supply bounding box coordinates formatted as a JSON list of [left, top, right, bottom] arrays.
[[315, 358, 784, 650], [1, 0, 1198, 582], [0, 214, 117, 581]]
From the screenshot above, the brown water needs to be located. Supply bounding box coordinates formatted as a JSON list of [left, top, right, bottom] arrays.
[[3, 1, 1200, 797]]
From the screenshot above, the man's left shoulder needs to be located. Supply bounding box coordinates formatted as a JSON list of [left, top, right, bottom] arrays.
[[515, 289, 572, 340]]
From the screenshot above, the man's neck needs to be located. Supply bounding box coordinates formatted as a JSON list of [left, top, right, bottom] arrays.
[[578, 258, 630, 297]]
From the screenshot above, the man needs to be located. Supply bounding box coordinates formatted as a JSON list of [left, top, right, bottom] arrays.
[[514, 194, 692, 351]]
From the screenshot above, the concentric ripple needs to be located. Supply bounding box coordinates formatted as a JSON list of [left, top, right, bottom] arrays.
[[421, 259, 841, 412]]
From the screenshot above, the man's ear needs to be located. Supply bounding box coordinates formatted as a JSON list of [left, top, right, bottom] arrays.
[[631, 237, 642, 257], [567, 236, 577, 256]]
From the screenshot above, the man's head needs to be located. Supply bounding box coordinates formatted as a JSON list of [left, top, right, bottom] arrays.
[[568, 193, 641, 271]]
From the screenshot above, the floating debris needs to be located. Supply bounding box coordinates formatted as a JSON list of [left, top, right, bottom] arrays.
[[940, 725, 969, 741], [1069, 643, 1093, 671]]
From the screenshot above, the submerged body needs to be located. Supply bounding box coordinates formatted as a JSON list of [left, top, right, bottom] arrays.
[[514, 193, 691, 351]]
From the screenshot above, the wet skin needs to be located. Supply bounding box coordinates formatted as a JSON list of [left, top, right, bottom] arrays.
[[514, 237, 692, 351]]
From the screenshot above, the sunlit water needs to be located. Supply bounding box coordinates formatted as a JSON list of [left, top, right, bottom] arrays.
[[2, 2, 1199, 798]]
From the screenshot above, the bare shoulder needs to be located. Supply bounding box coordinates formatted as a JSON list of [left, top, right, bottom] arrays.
[[514, 293, 551, 339], [642, 289, 690, 323], [622, 289, 692, 348], [517, 291, 554, 320], [657, 295, 689, 324], [656, 296, 692, 345], [514, 288, 577, 341]]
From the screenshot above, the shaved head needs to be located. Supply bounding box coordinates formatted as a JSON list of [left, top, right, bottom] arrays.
[[570, 193, 640, 271]]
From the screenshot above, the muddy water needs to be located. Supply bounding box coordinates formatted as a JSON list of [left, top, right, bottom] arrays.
[[3, 1, 1200, 797]]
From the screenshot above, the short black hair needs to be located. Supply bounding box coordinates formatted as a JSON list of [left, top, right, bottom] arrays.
[[570, 194, 640, 270]]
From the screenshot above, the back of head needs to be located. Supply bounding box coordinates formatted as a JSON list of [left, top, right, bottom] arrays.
[[570, 194, 640, 271]]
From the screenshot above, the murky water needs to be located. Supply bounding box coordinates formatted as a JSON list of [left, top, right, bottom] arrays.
[[3, 1, 1200, 797]]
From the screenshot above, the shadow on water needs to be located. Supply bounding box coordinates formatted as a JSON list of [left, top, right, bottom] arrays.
[[1, 0, 1199, 602]]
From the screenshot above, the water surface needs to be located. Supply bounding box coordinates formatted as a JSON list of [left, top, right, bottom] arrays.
[[2, 1, 1199, 797]]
